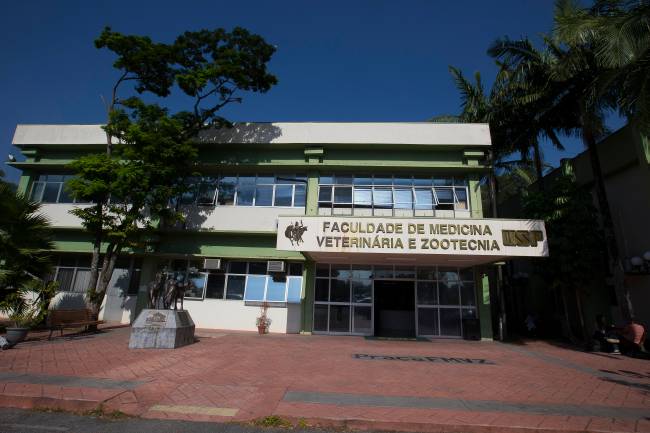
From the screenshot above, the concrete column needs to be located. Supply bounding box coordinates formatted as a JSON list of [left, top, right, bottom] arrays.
[[300, 170, 319, 333], [306, 170, 319, 216], [17, 173, 32, 196], [468, 175, 483, 219], [477, 267, 494, 340], [301, 261, 315, 333]]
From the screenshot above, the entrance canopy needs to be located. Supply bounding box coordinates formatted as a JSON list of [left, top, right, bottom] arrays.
[[277, 216, 548, 267]]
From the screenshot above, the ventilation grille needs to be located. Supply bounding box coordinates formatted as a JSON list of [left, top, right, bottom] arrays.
[[267, 260, 286, 273], [203, 258, 222, 270]]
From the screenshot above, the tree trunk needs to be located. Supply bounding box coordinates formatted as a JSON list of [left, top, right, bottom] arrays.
[[86, 205, 104, 306], [533, 141, 544, 191], [560, 287, 579, 344], [87, 242, 123, 331], [488, 150, 498, 218], [97, 243, 122, 307], [574, 286, 586, 342], [582, 127, 633, 320]]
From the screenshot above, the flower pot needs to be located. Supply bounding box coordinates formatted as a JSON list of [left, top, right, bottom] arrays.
[[257, 325, 267, 335], [5, 327, 29, 344]]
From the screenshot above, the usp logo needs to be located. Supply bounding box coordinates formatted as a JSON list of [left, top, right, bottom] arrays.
[[502, 230, 544, 247]]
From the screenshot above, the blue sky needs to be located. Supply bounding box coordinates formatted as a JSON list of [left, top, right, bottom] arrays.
[[0, 0, 622, 183]]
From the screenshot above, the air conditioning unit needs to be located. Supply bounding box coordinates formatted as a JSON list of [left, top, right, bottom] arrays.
[[203, 258, 222, 270], [267, 260, 286, 273]]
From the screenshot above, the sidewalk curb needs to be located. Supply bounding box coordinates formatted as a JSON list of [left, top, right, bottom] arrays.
[[0, 395, 101, 413], [279, 415, 626, 433]]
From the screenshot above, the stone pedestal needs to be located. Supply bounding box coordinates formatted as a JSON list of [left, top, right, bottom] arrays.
[[129, 309, 195, 349]]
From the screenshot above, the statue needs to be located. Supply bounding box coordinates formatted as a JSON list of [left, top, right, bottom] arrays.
[[131, 266, 196, 349], [163, 277, 190, 311], [147, 270, 167, 309], [147, 268, 195, 311]]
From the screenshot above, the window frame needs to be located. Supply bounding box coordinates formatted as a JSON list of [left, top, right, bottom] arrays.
[[317, 174, 470, 215]]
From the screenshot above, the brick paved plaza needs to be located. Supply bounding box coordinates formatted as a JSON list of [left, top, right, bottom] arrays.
[[0, 327, 648, 433]]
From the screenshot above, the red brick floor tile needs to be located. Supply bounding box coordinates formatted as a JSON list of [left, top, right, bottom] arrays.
[[1, 327, 649, 432]]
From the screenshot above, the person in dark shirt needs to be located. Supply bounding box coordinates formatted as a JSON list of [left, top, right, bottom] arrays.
[[592, 314, 620, 354]]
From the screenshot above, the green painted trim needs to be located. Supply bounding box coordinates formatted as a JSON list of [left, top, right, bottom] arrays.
[[13, 161, 490, 175], [301, 260, 315, 333], [17, 174, 31, 196], [8, 162, 74, 170], [463, 150, 485, 158], [306, 171, 319, 216], [478, 270, 493, 340], [161, 229, 277, 236], [304, 147, 324, 156], [468, 175, 483, 219]]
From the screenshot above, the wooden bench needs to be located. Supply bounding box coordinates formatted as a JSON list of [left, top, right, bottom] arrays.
[[47, 309, 104, 339]]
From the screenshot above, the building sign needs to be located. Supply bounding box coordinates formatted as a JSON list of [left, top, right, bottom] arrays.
[[276, 216, 548, 257]]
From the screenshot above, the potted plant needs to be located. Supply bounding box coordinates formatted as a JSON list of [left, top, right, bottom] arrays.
[[1, 280, 57, 345], [256, 302, 272, 334]]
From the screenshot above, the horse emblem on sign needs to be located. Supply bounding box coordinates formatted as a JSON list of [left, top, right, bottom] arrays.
[[285, 220, 308, 246]]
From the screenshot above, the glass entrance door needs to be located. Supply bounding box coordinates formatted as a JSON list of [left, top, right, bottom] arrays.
[[374, 280, 416, 337], [313, 264, 477, 338]]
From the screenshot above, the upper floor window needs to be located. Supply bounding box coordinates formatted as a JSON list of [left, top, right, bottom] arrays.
[[29, 175, 89, 204], [318, 174, 469, 215], [179, 174, 307, 208]]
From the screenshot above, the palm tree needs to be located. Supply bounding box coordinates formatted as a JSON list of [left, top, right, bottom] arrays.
[[487, 37, 581, 190], [551, 18, 633, 320], [0, 173, 54, 303], [555, 0, 650, 134], [431, 66, 522, 217], [492, 5, 633, 320]]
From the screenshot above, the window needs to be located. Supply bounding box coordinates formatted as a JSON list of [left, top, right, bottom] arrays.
[[53, 255, 141, 296], [30, 175, 89, 204], [218, 176, 237, 205], [414, 188, 434, 210], [353, 187, 372, 208], [372, 188, 392, 208], [182, 174, 306, 208], [416, 266, 476, 337], [197, 178, 218, 205], [172, 259, 304, 304], [274, 184, 293, 206], [205, 274, 225, 299], [313, 264, 373, 335], [226, 275, 246, 300], [236, 176, 255, 206], [333, 186, 352, 207], [318, 175, 470, 215]]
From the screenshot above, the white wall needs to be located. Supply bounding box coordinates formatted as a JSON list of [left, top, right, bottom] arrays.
[[38, 203, 305, 232], [181, 298, 301, 333], [14, 123, 492, 147], [182, 206, 305, 232], [100, 268, 138, 324], [39, 204, 89, 227]]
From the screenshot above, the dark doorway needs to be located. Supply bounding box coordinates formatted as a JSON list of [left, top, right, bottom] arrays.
[[374, 280, 416, 337]]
